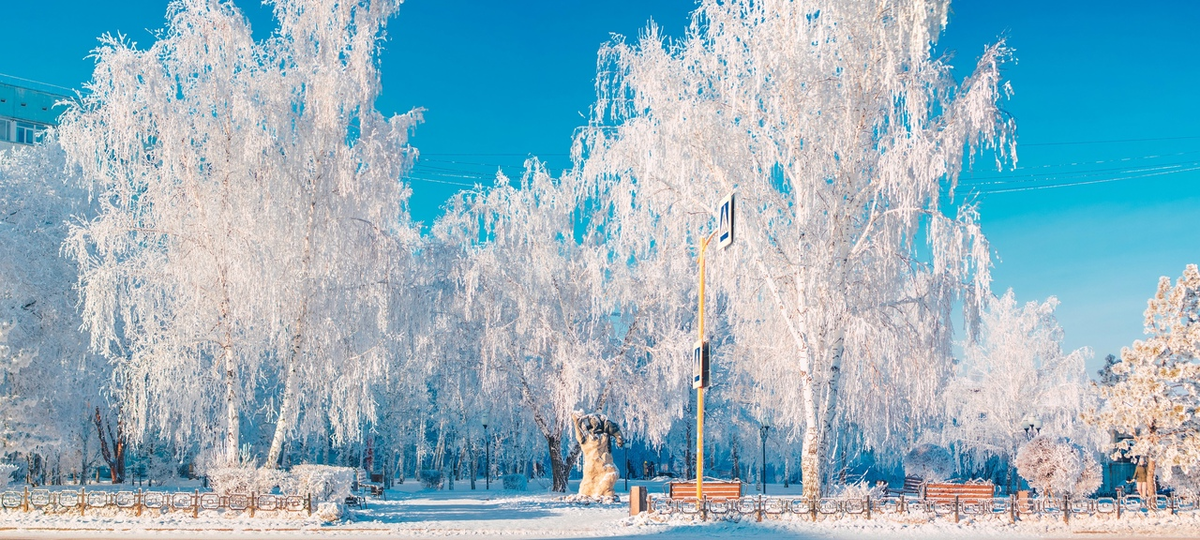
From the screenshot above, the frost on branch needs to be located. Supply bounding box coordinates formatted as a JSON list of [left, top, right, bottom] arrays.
[[904, 443, 954, 482], [1014, 436, 1101, 497]]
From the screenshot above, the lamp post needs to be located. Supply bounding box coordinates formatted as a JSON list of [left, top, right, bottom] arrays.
[[1015, 414, 1041, 495], [482, 416, 490, 491], [759, 416, 771, 494], [623, 441, 629, 492], [1021, 414, 1042, 440]]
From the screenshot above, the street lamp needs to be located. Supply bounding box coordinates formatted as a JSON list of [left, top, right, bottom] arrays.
[[623, 438, 629, 492], [482, 416, 490, 491], [1021, 414, 1042, 440], [759, 414, 771, 494]]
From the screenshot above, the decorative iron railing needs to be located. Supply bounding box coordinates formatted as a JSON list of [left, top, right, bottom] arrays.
[[0, 487, 312, 517], [648, 491, 1200, 523]]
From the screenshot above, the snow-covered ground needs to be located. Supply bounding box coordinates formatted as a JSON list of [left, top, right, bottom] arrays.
[[1, 481, 1199, 539]]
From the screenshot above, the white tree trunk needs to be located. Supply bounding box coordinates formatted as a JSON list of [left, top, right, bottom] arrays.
[[265, 197, 316, 468], [818, 333, 847, 485], [800, 372, 820, 499], [265, 357, 299, 468], [223, 341, 239, 466]]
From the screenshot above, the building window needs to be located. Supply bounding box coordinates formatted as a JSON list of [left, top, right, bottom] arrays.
[[0, 119, 11, 142], [15, 122, 41, 145]]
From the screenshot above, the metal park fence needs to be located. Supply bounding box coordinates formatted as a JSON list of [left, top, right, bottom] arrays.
[[0, 486, 313, 517], [648, 492, 1200, 523]]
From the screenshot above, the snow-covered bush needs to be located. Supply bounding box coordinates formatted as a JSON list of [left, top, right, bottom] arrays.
[[1161, 467, 1200, 498], [833, 479, 887, 500], [904, 444, 954, 482], [130, 447, 182, 485], [1014, 436, 1101, 497], [502, 473, 528, 491], [0, 464, 18, 489], [207, 466, 288, 495], [281, 465, 354, 504], [419, 469, 443, 489]]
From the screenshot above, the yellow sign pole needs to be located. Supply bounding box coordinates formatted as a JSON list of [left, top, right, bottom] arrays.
[[694, 193, 731, 505], [696, 234, 711, 502]]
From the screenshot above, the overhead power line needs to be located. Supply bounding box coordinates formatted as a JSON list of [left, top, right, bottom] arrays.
[[1019, 135, 1200, 147], [961, 159, 1200, 188], [974, 164, 1200, 195], [404, 176, 482, 189]]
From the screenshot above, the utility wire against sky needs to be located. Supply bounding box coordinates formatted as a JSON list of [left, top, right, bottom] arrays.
[[405, 145, 1199, 194], [971, 164, 1200, 195]]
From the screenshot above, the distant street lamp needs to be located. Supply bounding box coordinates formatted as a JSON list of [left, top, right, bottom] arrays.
[[760, 414, 771, 494], [623, 439, 629, 492], [1021, 414, 1042, 440], [482, 416, 490, 491]]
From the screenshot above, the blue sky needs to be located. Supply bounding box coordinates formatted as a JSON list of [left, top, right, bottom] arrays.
[[3, 0, 1197, 373]]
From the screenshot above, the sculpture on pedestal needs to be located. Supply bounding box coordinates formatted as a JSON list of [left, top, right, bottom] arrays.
[[572, 412, 624, 499]]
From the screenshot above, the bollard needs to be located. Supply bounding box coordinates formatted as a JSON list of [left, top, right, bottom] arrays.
[[1009, 494, 1016, 522], [1170, 495, 1177, 515], [954, 495, 960, 524], [865, 495, 871, 520], [810, 498, 818, 522], [22, 486, 28, 513], [1116, 487, 1123, 519], [307, 493, 313, 517], [80, 487, 86, 517], [136, 488, 143, 517], [756, 495, 763, 522], [898, 494, 906, 513], [249, 492, 256, 518], [1063, 494, 1070, 524], [628, 486, 648, 516], [192, 489, 199, 518]]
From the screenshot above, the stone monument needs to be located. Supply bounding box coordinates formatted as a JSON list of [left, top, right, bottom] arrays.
[[572, 412, 624, 499]]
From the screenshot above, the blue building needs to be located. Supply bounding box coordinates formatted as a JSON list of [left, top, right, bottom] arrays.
[[0, 77, 71, 150]]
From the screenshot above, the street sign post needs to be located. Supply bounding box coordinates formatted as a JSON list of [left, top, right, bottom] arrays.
[[693, 191, 735, 502], [692, 340, 710, 389], [717, 193, 735, 249]]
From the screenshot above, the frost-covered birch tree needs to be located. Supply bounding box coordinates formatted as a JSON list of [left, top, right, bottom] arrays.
[[941, 290, 1094, 476], [434, 164, 613, 492], [574, 0, 1014, 496], [435, 161, 692, 491], [1087, 264, 1200, 497], [0, 141, 113, 481], [59, 0, 419, 468]]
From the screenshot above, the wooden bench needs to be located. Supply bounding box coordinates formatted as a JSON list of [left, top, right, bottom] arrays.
[[889, 475, 924, 497], [666, 481, 743, 501], [924, 482, 995, 503], [355, 469, 386, 500]]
